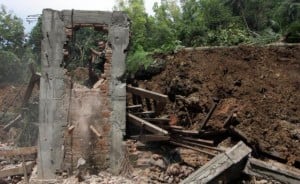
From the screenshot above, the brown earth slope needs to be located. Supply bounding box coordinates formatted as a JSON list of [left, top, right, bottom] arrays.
[[139, 45, 300, 164]]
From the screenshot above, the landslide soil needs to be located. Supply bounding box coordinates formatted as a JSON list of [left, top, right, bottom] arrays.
[[138, 45, 300, 163]]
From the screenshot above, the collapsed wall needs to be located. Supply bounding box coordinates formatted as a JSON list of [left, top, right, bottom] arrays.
[[38, 9, 129, 179]]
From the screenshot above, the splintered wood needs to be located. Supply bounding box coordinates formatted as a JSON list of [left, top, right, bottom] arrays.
[[126, 85, 300, 183], [0, 162, 35, 178], [127, 113, 169, 135], [126, 86, 222, 158], [0, 146, 37, 157], [0, 146, 37, 181]]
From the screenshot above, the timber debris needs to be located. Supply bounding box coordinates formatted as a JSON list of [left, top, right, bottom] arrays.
[[126, 86, 300, 183], [0, 146, 37, 183]]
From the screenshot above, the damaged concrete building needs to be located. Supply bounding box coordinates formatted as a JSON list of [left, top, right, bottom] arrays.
[[1, 7, 299, 184], [38, 9, 129, 179]]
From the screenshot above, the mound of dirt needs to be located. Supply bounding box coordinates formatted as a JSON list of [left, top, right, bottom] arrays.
[[138, 45, 300, 163], [0, 85, 26, 114]]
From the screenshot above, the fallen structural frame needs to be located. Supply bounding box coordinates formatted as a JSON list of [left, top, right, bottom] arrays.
[[181, 141, 252, 184]]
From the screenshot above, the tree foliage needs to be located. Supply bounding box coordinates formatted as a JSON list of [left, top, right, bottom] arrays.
[[1, 1, 299, 77], [0, 50, 23, 83], [115, 0, 148, 51], [150, 0, 181, 52], [27, 17, 42, 64], [0, 5, 24, 54], [113, 0, 299, 74], [114, 0, 153, 74], [0, 5, 29, 83]]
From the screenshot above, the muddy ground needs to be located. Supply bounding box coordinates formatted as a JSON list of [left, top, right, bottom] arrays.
[[137, 44, 300, 164]]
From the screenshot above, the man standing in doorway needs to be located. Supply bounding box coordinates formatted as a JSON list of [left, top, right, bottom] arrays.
[[90, 40, 106, 76]]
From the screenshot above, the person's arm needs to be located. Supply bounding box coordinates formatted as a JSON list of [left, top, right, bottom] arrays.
[[90, 48, 102, 56]]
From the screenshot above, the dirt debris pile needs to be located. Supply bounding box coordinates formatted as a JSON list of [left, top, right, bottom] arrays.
[[1, 44, 300, 183], [139, 45, 300, 164]]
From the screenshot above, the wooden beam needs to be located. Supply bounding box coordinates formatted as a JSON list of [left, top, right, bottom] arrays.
[[178, 136, 214, 146], [22, 71, 40, 107], [169, 128, 199, 136], [173, 139, 224, 152], [131, 134, 170, 142], [90, 125, 102, 138], [21, 156, 29, 184], [131, 111, 156, 117], [68, 125, 75, 133], [181, 141, 252, 184], [199, 99, 219, 130], [168, 125, 184, 130], [0, 146, 37, 157], [244, 158, 300, 184], [126, 104, 143, 110], [0, 161, 35, 178], [127, 113, 169, 135], [3, 114, 22, 131], [169, 141, 217, 157], [127, 86, 168, 103]]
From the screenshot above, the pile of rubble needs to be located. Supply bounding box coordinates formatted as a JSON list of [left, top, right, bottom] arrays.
[[125, 85, 300, 183], [126, 140, 300, 184]]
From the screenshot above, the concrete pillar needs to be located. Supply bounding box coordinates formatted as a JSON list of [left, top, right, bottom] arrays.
[[38, 9, 70, 179], [38, 9, 129, 179]]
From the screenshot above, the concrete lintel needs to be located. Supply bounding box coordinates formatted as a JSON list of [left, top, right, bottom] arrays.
[[61, 10, 112, 27]]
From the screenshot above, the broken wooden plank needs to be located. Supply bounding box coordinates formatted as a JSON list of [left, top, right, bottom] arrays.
[[0, 161, 35, 178], [169, 141, 217, 157], [169, 129, 199, 136], [199, 129, 228, 136], [178, 136, 215, 146], [68, 125, 75, 133], [132, 111, 156, 116], [3, 114, 22, 131], [127, 86, 168, 104], [199, 98, 219, 130], [21, 155, 29, 184], [181, 141, 252, 184], [0, 146, 37, 157], [90, 125, 102, 138], [127, 113, 169, 135], [174, 139, 224, 152], [126, 104, 143, 110], [261, 150, 287, 163], [223, 112, 237, 128], [22, 72, 40, 107], [244, 158, 300, 184], [131, 134, 170, 142]]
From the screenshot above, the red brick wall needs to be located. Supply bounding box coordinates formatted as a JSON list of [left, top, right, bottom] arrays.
[[63, 46, 113, 173]]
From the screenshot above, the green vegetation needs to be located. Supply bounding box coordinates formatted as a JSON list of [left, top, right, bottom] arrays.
[[0, 1, 299, 78], [0, 5, 31, 83], [115, 0, 299, 74]]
